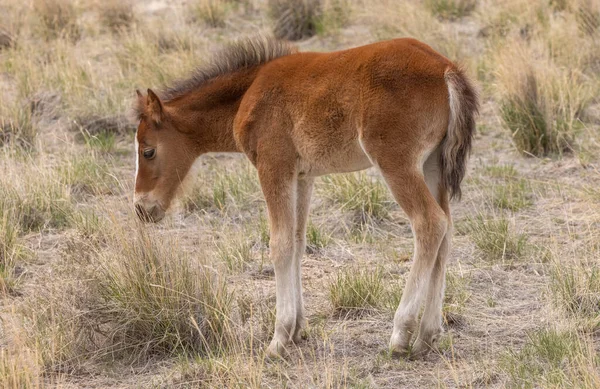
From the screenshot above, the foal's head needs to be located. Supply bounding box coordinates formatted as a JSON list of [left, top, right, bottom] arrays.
[[133, 89, 196, 222]]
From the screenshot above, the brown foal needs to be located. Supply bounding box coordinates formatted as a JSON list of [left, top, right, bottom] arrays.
[[133, 36, 478, 358]]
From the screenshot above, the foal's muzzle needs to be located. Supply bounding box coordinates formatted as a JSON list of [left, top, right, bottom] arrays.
[[134, 201, 165, 223]]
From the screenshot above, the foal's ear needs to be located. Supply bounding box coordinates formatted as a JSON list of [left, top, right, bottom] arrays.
[[146, 88, 164, 124]]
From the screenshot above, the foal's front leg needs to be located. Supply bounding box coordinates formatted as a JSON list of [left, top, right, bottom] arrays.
[[292, 177, 314, 343], [258, 163, 298, 358]]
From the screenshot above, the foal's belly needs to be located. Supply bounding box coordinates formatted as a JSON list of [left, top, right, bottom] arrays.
[[296, 138, 373, 177]]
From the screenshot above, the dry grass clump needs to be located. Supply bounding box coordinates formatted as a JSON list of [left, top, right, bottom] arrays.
[[0, 104, 36, 148], [191, 0, 238, 28], [498, 71, 568, 156], [20, 289, 89, 371], [501, 328, 599, 388], [97, 0, 136, 33], [360, 0, 465, 61], [550, 261, 600, 318], [425, 0, 477, 20], [0, 348, 44, 389], [493, 15, 598, 157], [21, 227, 235, 368], [71, 115, 132, 151], [86, 229, 235, 360], [317, 0, 352, 35], [117, 28, 199, 92], [497, 64, 594, 156], [33, 0, 80, 40], [0, 164, 73, 232], [443, 271, 471, 325], [59, 153, 115, 196], [269, 0, 322, 40]]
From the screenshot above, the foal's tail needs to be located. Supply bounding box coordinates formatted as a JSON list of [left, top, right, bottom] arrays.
[[440, 67, 479, 200]]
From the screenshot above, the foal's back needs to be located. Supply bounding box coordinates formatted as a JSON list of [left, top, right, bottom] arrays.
[[234, 38, 455, 176]]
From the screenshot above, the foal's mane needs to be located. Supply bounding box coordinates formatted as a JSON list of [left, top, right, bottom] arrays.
[[162, 36, 297, 101], [134, 36, 297, 120]]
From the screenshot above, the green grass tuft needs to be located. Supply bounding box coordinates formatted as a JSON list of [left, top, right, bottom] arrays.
[[461, 215, 528, 263], [320, 172, 391, 223], [502, 328, 598, 388], [329, 267, 385, 314]]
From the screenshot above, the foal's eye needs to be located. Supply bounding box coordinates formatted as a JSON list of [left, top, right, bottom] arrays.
[[143, 148, 156, 160]]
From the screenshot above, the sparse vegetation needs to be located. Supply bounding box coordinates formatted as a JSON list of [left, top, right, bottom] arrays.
[[320, 172, 391, 222], [443, 270, 471, 325], [215, 234, 254, 272], [87, 229, 234, 359], [502, 328, 599, 388], [425, 0, 476, 20], [1, 0, 600, 386], [0, 103, 36, 148], [306, 221, 332, 252], [461, 215, 528, 263], [495, 36, 596, 157], [491, 178, 533, 211]]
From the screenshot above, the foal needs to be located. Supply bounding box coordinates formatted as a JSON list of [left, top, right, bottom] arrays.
[[133, 36, 478, 358]]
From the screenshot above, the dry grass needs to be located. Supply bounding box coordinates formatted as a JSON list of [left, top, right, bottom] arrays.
[[33, 0, 80, 40], [425, 0, 477, 20], [85, 228, 235, 360], [1, 0, 599, 387], [268, 0, 322, 40], [0, 348, 44, 389], [191, 0, 238, 28], [97, 0, 136, 33]]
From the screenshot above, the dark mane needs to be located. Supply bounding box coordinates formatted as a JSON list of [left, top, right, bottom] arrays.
[[160, 36, 297, 101]]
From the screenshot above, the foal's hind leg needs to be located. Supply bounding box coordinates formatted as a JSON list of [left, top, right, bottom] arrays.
[[361, 140, 448, 356], [412, 155, 452, 356]]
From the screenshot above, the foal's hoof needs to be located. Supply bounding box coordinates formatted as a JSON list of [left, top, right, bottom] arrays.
[[389, 344, 411, 358], [292, 328, 307, 344], [410, 334, 440, 359], [265, 340, 289, 360], [389, 330, 412, 358]]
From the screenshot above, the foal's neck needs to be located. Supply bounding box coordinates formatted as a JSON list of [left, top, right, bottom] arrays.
[[166, 68, 260, 154]]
